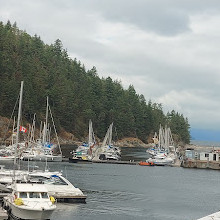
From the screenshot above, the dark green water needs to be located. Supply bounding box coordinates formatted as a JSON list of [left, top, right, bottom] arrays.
[[4, 145, 220, 219]]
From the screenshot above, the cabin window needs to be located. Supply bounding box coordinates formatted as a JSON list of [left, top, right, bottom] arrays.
[[205, 154, 209, 158], [19, 192, 27, 198], [29, 192, 40, 198], [41, 192, 49, 199]]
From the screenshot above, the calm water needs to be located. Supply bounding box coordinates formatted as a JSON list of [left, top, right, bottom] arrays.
[[4, 145, 220, 220]]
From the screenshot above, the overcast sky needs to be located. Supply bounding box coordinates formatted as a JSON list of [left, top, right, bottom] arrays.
[[1, 0, 220, 132]]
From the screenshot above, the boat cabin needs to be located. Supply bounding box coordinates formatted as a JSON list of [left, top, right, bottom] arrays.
[[14, 183, 50, 200]]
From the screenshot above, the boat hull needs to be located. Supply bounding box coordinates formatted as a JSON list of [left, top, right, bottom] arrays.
[[4, 199, 55, 220], [10, 204, 54, 219], [0, 156, 15, 161], [69, 157, 79, 163], [22, 155, 62, 162]]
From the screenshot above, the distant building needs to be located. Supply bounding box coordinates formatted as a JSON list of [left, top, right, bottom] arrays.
[[199, 152, 219, 162], [185, 149, 220, 162]]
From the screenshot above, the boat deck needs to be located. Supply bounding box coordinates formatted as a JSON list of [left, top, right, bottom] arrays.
[[197, 211, 220, 220]]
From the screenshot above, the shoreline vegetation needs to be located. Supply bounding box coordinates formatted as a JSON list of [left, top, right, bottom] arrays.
[[1, 115, 217, 150], [0, 115, 216, 149]]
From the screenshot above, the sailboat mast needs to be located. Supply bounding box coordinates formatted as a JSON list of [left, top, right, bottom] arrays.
[[109, 123, 113, 146], [88, 120, 92, 147], [43, 96, 49, 144], [12, 117, 16, 146], [14, 81, 24, 175], [45, 96, 49, 136]]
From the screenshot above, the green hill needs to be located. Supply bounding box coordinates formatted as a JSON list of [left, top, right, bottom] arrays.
[[0, 21, 190, 144]]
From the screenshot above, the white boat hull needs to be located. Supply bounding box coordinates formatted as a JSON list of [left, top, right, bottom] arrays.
[[148, 157, 174, 166], [22, 155, 62, 162], [10, 203, 54, 219], [0, 156, 16, 161]]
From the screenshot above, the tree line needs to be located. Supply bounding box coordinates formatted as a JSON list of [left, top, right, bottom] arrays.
[[0, 21, 190, 144]]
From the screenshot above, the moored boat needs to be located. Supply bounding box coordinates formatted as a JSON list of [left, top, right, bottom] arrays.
[[29, 170, 87, 203], [139, 161, 154, 166], [93, 123, 121, 161], [3, 182, 56, 219]]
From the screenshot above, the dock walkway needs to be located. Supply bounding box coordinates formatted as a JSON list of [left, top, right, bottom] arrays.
[[92, 160, 138, 165], [197, 211, 220, 220]]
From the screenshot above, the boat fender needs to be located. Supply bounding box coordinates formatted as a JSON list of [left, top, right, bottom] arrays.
[[50, 196, 56, 204], [14, 198, 24, 206]]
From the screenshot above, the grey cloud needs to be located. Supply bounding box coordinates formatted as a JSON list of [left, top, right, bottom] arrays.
[[68, 0, 220, 35], [1, 0, 220, 130]]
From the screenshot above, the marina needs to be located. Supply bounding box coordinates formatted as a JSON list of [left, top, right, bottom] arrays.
[[0, 85, 217, 220], [0, 145, 218, 219]]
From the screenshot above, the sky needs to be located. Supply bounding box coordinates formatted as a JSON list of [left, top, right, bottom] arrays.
[[1, 0, 220, 140]]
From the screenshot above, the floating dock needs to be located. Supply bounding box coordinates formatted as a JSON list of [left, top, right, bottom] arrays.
[[182, 159, 220, 170], [92, 160, 138, 165], [66, 157, 182, 166], [197, 211, 220, 219], [65, 157, 138, 165]]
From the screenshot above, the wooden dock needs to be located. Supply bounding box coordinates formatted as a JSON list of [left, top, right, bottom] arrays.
[[65, 157, 138, 165], [92, 160, 138, 165]]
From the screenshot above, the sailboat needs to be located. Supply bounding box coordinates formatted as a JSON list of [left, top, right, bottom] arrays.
[[22, 97, 62, 162], [3, 81, 57, 219], [146, 125, 176, 166], [69, 119, 96, 162], [93, 123, 121, 160]]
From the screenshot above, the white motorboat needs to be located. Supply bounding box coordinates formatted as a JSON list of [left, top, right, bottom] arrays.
[[29, 170, 87, 203], [0, 166, 86, 203], [3, 182, 56, 219]]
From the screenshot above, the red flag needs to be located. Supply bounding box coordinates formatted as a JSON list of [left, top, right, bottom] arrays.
[[19, 126, 27, 133]]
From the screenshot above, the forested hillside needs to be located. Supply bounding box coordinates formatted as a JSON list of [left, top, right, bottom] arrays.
[[0, 21, 190, 144]]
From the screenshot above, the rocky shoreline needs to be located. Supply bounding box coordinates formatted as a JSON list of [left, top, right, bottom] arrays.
[[0, 116, 153, 148]]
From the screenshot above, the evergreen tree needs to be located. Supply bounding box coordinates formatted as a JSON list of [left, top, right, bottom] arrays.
[[0, 21, 191, 144]]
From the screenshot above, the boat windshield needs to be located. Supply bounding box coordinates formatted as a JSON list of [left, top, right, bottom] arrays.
[[30, 175, 68, 185], [19, 192, 27, 198], [29, 192, 40, 198]]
